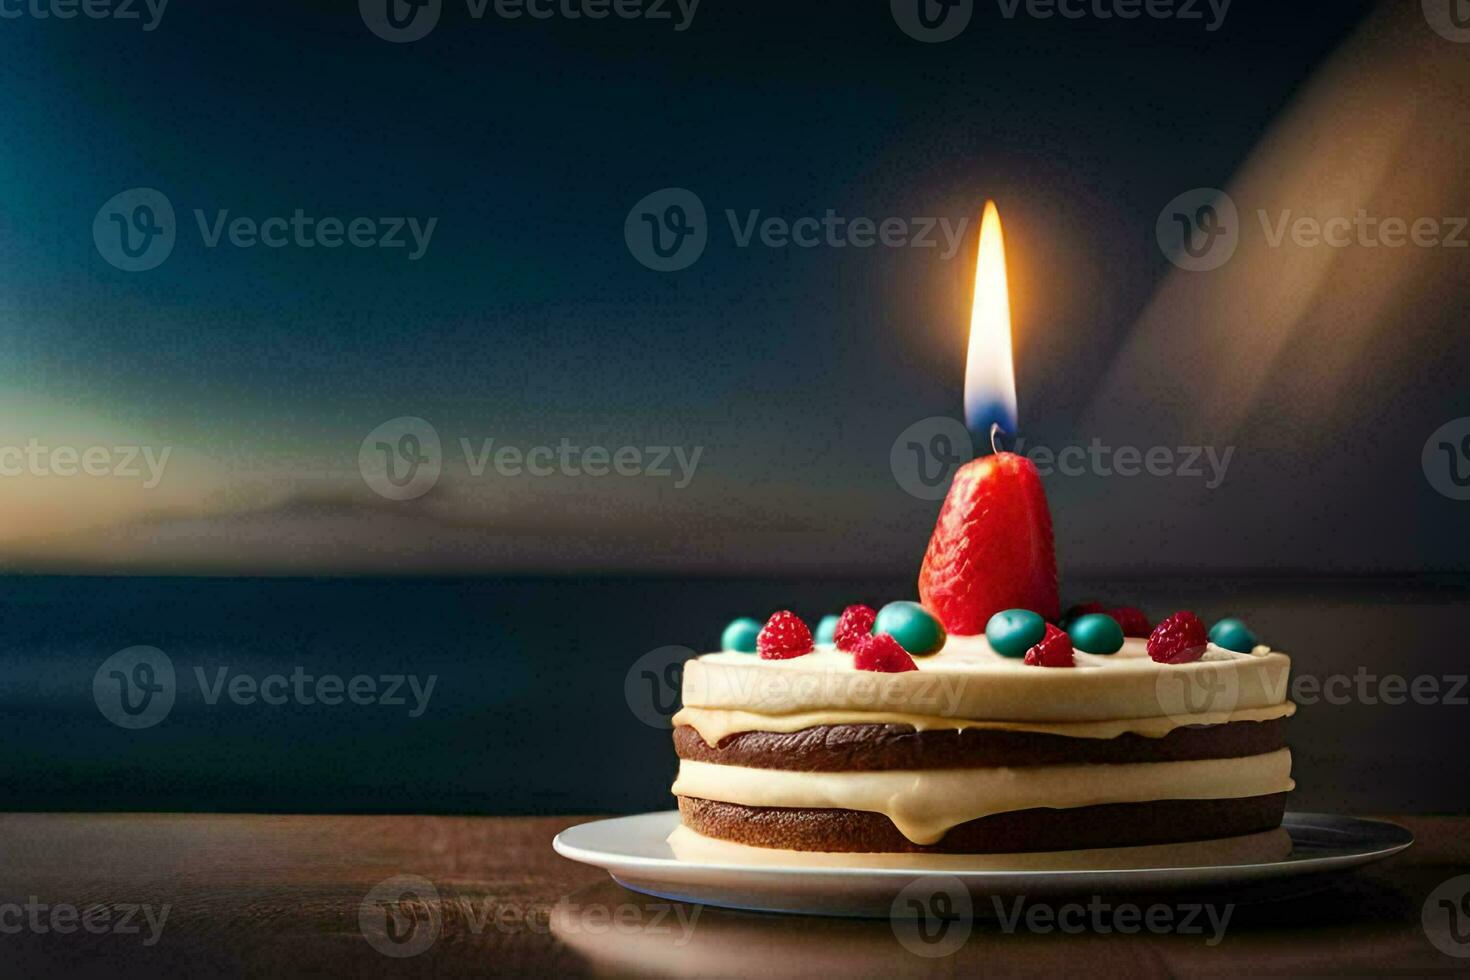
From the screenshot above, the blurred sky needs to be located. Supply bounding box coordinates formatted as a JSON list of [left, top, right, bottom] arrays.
[[1, 0, 1466, 576]]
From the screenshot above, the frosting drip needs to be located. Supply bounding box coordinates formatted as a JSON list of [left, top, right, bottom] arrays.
[[672, 750, 1295, 845], [682, 637, 1292, 723], [673, 701, 1297, 745]]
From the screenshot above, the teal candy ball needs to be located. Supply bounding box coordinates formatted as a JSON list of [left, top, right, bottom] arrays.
[[874, 601, 946, 656], [1067, 613, 1124, 655], [985, 609, 1046, 658], [815, 614, 840, 645], [1208, 617, 1258, 653], [720, 617, 762, 653]]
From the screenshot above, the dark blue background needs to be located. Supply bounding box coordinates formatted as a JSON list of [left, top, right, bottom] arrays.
[[3, 1, 1469, 816]]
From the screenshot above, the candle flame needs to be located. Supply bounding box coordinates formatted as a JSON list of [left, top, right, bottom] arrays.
[[964, 201, 1019, 437]]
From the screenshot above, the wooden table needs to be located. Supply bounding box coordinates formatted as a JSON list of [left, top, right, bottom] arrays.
[[3, 813, 1468, 977]]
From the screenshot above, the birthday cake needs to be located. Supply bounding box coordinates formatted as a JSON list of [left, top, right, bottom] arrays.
[[670, 453, 1295, 854]]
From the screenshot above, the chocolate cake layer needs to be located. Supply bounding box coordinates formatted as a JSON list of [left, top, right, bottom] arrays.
[[678, 793, 1289, 853], [673, 719, 1285, 771]]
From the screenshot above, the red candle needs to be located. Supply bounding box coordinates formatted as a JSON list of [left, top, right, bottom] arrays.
[[920, 452, 1060, 633], [918, 202, 1060, 633]]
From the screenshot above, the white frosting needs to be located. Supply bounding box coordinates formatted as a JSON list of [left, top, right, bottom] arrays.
[[673, 750, 1295, 845], [666, 823, 1295, 869], [683, 637, 1292, 723], [675, 701, 1297, 745]]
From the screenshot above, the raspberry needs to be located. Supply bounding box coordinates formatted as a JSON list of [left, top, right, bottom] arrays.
[[1108, 606, 1150, 638], [852, 633, 918, 673], [834, 604, 877, 651], [757, 610, 814, 660], [1148, 611, 1208, 664], [1024, 623, 1075, 667]]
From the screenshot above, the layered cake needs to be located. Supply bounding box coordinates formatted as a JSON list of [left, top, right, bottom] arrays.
[[668, 453, 1296, 854]]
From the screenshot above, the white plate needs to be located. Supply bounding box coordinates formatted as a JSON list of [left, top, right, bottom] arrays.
[[553, 811, 1413, 917]]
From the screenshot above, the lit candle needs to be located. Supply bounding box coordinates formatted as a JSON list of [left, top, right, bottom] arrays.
[[964, 201, 1019, 444], [919, 201, 1060, 633]]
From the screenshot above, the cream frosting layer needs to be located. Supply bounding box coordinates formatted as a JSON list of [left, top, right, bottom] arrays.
[[666, 823, 1295, 870], [671, 750, 1295, 845], [682, 637, 1292, 723], [674, 701, 1297, 745]]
